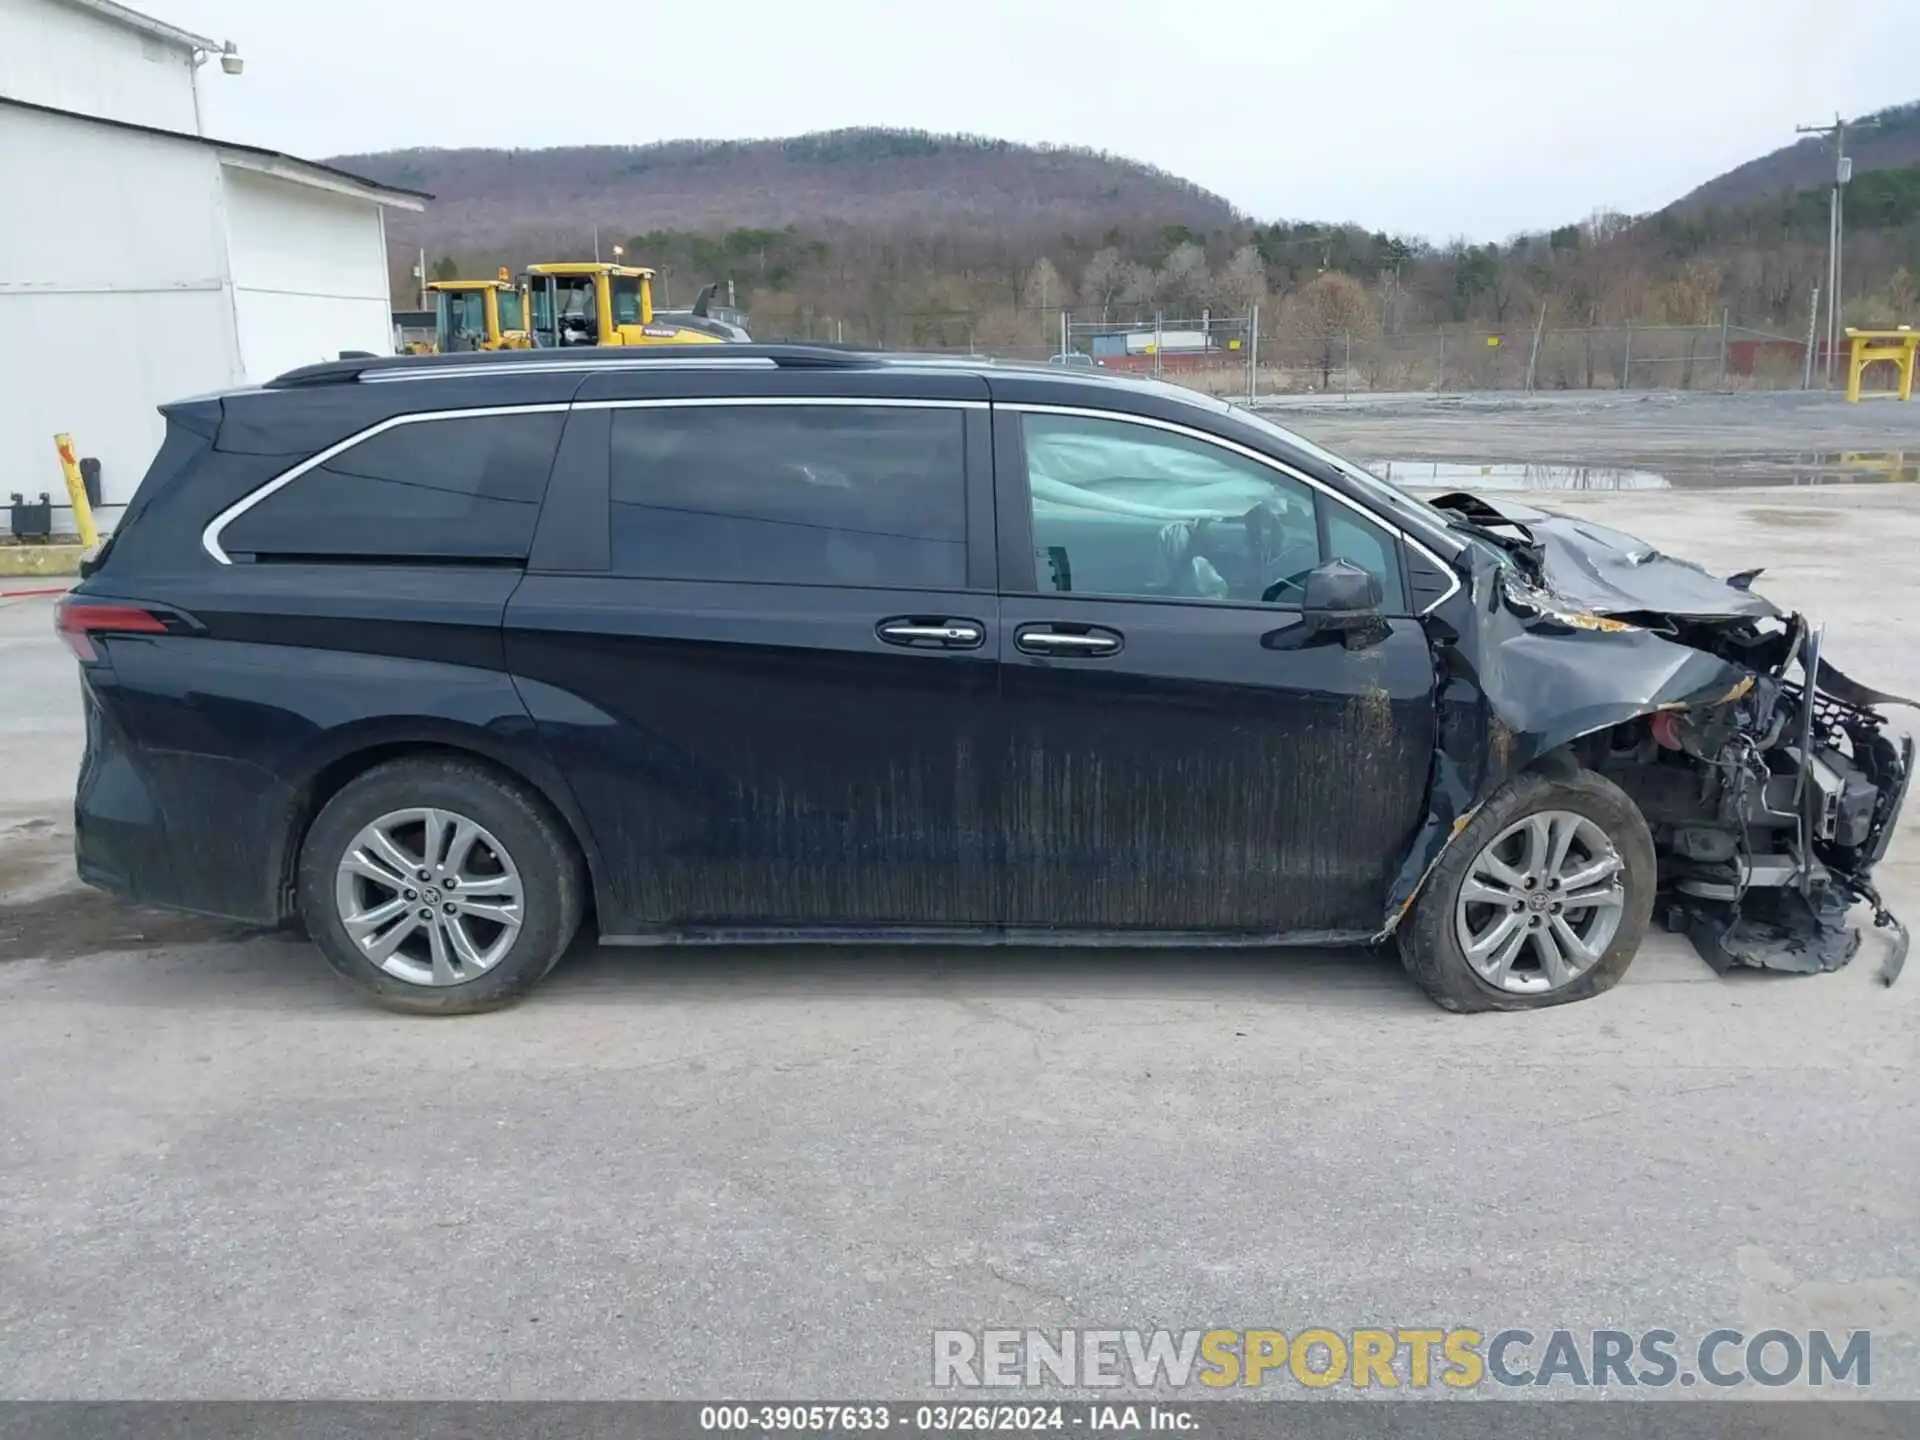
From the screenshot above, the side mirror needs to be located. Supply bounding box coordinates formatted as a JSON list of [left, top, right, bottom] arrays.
[[1302, 558, 1384, 629], [1262, 559, 1389, 652]]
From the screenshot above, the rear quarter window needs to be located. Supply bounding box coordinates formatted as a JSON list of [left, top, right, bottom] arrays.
[[217, 411, 565, 562]]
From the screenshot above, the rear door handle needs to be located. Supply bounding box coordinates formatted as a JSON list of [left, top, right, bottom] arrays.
[[877, 617, 985, 650], [1014, 624, 1123, 658]]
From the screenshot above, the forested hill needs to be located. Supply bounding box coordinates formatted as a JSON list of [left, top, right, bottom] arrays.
[[1668, 100, 1920, 214], [334, 128, 1243, 260], [341, 117, 1920, 345]]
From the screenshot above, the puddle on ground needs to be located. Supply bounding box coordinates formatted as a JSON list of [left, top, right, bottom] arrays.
[[1366, 452, 1920, 490], [1372, 461, 1668, 490], [1743, 508, 1843, 528]]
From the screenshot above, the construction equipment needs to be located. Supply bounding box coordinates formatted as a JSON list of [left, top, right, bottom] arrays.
[[656, 283, 754, 342], [524, 263, 740, 347], [424, 270, 533, 352]]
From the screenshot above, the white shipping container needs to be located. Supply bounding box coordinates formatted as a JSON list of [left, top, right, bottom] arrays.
[[1126, 329, 1212, 354]]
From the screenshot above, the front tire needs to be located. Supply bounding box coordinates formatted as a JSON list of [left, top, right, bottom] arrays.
[[1398, 768, 1655, 1013], [298, 758, 584, 1014]]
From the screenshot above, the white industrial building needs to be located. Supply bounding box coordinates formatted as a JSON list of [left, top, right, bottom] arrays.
[[0, 0, 426, 529]]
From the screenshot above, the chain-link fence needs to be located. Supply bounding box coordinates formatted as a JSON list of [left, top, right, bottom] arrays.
[[758, 304, 1822, 397], [1074, 313, 1810, 399], [1057, 311, 1257, 388], [1234, 320, 1807, 397]]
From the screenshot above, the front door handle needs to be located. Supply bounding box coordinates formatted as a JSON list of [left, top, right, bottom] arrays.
[[1014, 624, 1123, 658], [877, 617, 984, 650]]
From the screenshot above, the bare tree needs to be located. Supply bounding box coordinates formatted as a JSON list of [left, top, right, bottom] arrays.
[[1079, 247, 1129, 322], [974, 305, 1033, 355], [1885, 266, 1917, 320], [1283, 272, 1378, 388], [1022, 256, 1064, 312], [1559, 209, 1649, 329], [1021, 257, 1065, 346], [1212, 243, 1268, 313], [1646, 259, 1722, 388], [1650, 258, 1722, 325], [1118, 262, 1156, 313], [1156, 240, 1211, 314]]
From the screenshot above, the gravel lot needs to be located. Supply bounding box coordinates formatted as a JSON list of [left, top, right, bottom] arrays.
[[2, 391, 1917, 1401], [1253, 386, 1920, 486]]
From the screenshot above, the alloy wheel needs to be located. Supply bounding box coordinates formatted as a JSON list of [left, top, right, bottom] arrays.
[[333, 807, 525, 987], [1452, 809, 1626, 994]]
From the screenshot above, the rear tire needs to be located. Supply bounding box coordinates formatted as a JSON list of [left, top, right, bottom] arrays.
[[298, 758, 584, 1014], [1398, 768, 1655, 1013]]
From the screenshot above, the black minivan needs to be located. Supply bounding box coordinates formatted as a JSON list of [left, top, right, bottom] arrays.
[[58, 347, 1910, 1012]]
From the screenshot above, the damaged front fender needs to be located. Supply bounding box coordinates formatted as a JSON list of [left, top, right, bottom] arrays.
[[1385, 561, 1759, 923], [1383, 502, 1912, 988]]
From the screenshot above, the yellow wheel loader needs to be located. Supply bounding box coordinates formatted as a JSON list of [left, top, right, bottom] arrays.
[[425, 272, 533, 352], [524, 263, 741, 347]]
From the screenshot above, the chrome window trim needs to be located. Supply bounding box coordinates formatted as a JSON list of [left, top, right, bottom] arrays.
[[203, 397, 983, 566], [1006, 402, 1464, 615], [202, 393, 1454, 612], [577, 396, 988, 412], [200, 403, 572, 565]]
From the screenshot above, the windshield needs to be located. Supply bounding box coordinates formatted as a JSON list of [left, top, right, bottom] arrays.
[[497, 289, 524, 333], [610, 274, 644, 326], [1229, 408, 1460, 535], [1214, 403, 1519, 569]]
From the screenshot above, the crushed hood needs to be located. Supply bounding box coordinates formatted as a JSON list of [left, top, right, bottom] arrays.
[[1429, 491, 1780, 622]]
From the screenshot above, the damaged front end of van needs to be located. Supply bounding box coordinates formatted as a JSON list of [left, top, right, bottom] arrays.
[[1389, 492, 1913, 985]]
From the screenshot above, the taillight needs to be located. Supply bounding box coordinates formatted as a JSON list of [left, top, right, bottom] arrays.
[[55, 599, 169, 662]]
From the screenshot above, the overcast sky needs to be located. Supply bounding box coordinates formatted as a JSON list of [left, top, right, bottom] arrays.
[[165, 0, 1917, 241]]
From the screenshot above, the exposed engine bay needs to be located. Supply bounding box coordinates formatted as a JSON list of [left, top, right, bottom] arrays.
[[1579, 618, 1911, 982], [1400, 491, 1913, 985]]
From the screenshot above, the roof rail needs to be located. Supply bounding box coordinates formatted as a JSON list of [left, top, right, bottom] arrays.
[[267, 344, 884, 388]]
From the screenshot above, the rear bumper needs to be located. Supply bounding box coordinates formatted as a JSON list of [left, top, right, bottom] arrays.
[[72, 677, 290, 925], [73, 690, 179, 907]]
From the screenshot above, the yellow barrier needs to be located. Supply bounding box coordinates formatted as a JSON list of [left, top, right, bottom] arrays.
[[1844, 328, 1918, 403], [52, 433, 99, 548]]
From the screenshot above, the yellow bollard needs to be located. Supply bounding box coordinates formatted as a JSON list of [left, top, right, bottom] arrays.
[[52, 433, 99, 548]]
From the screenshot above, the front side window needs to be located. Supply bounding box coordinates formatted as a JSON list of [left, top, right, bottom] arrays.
[[219, 412, 564, 562], [496, 289, 524, 333], [608, 405, 967, 589], [1021, 412, 1405, 610]]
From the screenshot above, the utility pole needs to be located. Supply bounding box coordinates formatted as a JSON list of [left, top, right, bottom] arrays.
[[1795, 113, 1879, 385], [1803, 285, 1820, 389]]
